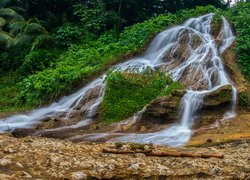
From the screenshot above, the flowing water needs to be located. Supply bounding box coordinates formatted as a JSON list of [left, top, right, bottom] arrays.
[[0, 14, 237, 146]]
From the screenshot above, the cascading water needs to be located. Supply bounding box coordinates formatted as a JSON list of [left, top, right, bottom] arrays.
[[0, 14, 237, 146], [0, 77, 105, 132]]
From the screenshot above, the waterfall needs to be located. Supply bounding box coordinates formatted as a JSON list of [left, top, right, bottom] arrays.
[[0, 14, 237, 147], [110, 14, 237, 146]]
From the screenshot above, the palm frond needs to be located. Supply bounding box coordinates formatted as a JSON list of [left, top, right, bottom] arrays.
[[9, 19, 27, 36], [6, 33, 33, 48], [24, 22, 47, 35], [27, 17, 41, 24], [9, 6, 26, 16], [31, 34, 52, 51], [0, 16, 6, 27], [0, 8, 24, 22], [0, 30, 12, 44]]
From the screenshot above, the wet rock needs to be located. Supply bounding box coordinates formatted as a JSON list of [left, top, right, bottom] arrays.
[[161, 44, 191, 70], [142, 90, 185, 123], [202, 84, 232, 108], [12, 128, 36, 138]]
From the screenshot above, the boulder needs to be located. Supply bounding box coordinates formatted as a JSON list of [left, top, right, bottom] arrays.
[[12, 128, 36, 137], [141, 90, 185, 123], [202, 84, 233, 108]]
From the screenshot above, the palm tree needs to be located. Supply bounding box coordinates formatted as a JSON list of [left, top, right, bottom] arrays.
[[0, 7, 50, 50]]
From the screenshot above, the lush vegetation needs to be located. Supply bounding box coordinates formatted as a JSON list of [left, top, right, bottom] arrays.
[[224, 3, 250, 81], [0, 1, 249, 116], [101, 72, 182, 124]]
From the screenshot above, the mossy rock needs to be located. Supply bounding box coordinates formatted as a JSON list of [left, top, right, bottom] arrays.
[[203, 84, 233, 108], [142, 89, 185, 122]]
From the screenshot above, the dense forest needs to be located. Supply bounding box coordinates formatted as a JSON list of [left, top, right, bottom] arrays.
[[0, 0, 249, 115]]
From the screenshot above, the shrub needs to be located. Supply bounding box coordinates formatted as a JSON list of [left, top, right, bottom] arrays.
[[53, 23, 85, 47], [101, 72, 182, 124], [19, 49, 61, 75], [224, 3, 250, 81]]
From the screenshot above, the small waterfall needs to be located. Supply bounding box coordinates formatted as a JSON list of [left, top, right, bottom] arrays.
[[0, 14, 238, 146], [0, 77, 105, 132], [179, 91, 205, 128]]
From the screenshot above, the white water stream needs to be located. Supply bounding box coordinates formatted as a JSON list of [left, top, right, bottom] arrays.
[[0, 14, 237, 146]]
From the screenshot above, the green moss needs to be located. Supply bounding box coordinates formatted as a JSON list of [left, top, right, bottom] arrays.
[[130, 143, 145, 150], [101, 71, 182, 124]]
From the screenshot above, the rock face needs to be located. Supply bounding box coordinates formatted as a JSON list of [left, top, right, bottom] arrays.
[[141, 90, 185, 123], [158, 30, 208, 91], [202, 84, 233, 108], [141, 84, 233, 126], [221, 43, 247, 93]]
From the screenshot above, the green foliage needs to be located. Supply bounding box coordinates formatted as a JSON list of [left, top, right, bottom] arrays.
[[0, 72, 31, 116], [0, 8, 23, 21], [53, 23, 84, 47], [0, 7, 50, 70], [73, 1, 121, 34], [101, 72, 179, 124], [224, 2, 250, 81], [0, 45, 29, 70], [239, 92, 249, 107], [103, 0, 226, 27], [19, 49, 61, 76], [0, 30, 12, 44], [0, 16, 6, 27]]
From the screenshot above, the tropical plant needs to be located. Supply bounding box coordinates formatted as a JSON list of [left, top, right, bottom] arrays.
[[0, 7, 51, 70]]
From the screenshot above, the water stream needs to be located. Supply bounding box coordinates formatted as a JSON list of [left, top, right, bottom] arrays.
[[0, 14, 237, 146]]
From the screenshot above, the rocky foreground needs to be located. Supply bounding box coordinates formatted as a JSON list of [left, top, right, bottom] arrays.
[[0, 133, 249, 180]]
